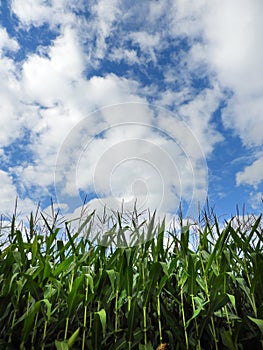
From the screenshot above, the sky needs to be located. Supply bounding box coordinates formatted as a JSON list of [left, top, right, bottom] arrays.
[[0, 0, 263, 228]]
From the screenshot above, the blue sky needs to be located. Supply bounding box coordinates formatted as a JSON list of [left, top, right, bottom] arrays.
[[0, 0, 262, 224]]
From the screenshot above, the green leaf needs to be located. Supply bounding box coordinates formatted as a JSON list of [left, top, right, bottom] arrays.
[[236, 277, 255, 310], [139, 342, 154, 350], [200, 294, 229, 336], [15, 230, 26, 265], [188, 253, 197, 295], [210, 293, 229, 314], [186, 299, 209, 328], [86, 273, 94, 293], [146, 211, 156, 242], [31, 235, 38, 265], [248, 316, 263, 336], [24, 274, 43, 300], [156, 218, 165, 257], [76, 211, 95, 237], [221, 330, 236, 350], [65, 224, 78, 256], [205, 222, 230, 275], [106, 269, 116, 291], [53, 255, 74, 276], [55, 340, 69, 350], [41, 298, 52, 321], [227, 293, 237, 313], [96, 309, 107, 338], [143, 262, 161, 306], [68, 327, 80, 348], [128, 297, 138, 343], [67, 275, 84, 316], [54, 329, 80, 349], [57, 240, 65, 262], [21, 300, 41, 342]]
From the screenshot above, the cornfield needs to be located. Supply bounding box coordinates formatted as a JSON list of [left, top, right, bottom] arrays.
[[0, 207, 262, 349]]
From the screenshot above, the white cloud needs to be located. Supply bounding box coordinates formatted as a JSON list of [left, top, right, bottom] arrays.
[[178, 86, 223, 155], [221, 95, 263, 147], [16, 74, 146, 188], [182, 0, 263, 193], [52, 102, 208, 221], [201, 0, 263, 148], [3, 26, 89, 195], [0, 28, 29, 148], [22, 26, 85, 106], [109, 48, 139, 65], [0, 27, 19, 54], [89, 0, 121, 59], [3, 0, 256, 224], [169, 0, 206, 39], [154, 85, 224, 161], [157, 88, 191, 108], [11, 0, 78, 29], [249, 191, 263, 210], [11, 0, 51, 27], [166, 0, 263, 156], [204, 0, 263, 94], [129, 31, 161, 63], [236, 156, 263, 188], [147, 0, 169, 24], [0, 170, 35, 215]]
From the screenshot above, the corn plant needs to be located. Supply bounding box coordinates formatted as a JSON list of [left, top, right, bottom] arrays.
[[0, 206, 262, 349]]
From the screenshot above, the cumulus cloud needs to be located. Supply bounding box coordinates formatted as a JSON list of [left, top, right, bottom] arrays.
[[109, 48, 139, 65], [1, 0, 215, 220], [88, 0, 121, 59], [0, 170, 35, 216], [21, 26, 85, 105], [52, 101, 208, 222], [11, 0, 80, 29], [202, 0, 263, 147], [204, 0, 263, 94], [221, 96, 263, 148], [249, 191, 263, 210], [236, 156, 263, 188], [128, 31, 161, 63], [0, 27, 19, 54], [169, 0, 206, 38], [0, 27, 29, 148], [178, 86, 223, 155], [2, 0, 261, 224], [196, 0, 263, 188]]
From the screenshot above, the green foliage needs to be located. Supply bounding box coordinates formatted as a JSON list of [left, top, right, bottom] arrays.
[[0, 209, 262, 349]]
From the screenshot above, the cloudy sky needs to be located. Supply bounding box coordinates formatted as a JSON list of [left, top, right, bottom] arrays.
[[0, 0, 263, 223]]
